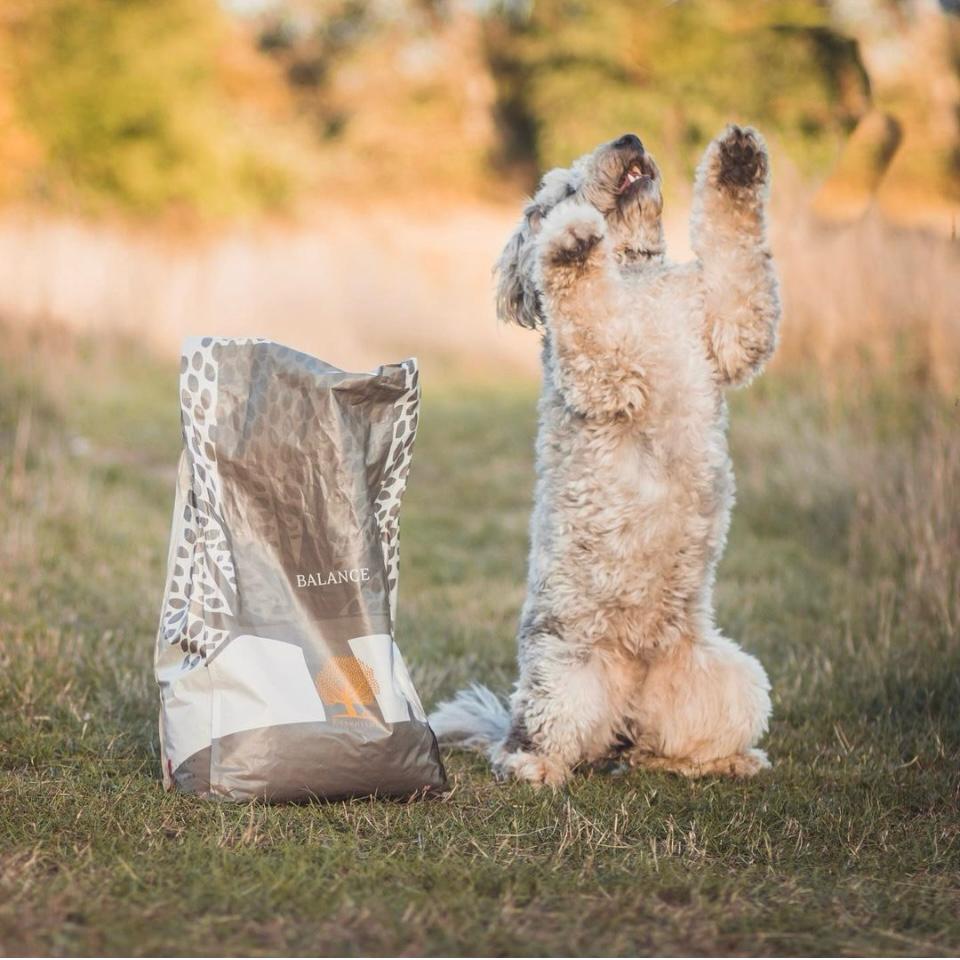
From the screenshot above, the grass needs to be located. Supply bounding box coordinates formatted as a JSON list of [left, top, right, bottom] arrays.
[[0, 326, 958, 956]]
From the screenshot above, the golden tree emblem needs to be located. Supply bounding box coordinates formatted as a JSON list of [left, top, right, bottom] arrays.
[[315, 656, 379, 719]]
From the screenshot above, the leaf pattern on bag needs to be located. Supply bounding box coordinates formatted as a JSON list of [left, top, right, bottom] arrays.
[[159, 337, 259, 666], [374, 359, 420, 628]]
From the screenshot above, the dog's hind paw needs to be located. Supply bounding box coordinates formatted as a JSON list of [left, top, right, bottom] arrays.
[[629, 747, 770, 779], [492, 747, 570, 789]]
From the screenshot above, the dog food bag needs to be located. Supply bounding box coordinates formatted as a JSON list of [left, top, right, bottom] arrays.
[[155, 337, 446, 801]]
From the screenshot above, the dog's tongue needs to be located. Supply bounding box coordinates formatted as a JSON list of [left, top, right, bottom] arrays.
[[619, 165, 644, 192]]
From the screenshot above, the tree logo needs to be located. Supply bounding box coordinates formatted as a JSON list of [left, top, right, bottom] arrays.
[[315, 656, 379, 719]]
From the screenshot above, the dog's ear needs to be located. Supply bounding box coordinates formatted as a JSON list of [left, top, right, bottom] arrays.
[[494, 202, 544, 329]]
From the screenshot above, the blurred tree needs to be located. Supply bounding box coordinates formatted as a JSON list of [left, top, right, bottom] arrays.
[[256, 0, 375, 140], [830, 0, 960, 225], [483, 0, 871, 193], [254, 0, 500, 196], [1, 0, 301, 217], [812, 109, 903, 222], [0, 56, 40, 202], [1, 0, 955, 217]]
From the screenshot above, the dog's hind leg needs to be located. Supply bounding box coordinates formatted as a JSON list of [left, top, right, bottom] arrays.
[[626, 632, 771, 778], [630, 749, 769, 779], [493, 635, 619, 788]]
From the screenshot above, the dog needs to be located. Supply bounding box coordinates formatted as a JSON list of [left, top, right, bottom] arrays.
[[430, 126, 781, 785]]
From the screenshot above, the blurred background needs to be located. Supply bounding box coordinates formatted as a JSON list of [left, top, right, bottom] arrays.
[[0, 0, 957, 380], [1, 4, 960, 954]]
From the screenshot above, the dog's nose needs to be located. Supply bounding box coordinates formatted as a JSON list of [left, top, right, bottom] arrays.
[[614, 133, 643, 151]]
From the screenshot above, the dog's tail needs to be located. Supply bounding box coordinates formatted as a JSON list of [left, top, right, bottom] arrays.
[[428, 683, 510, 753]]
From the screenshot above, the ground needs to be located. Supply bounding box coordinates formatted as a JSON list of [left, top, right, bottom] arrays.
[[0, 328, 958, 956]]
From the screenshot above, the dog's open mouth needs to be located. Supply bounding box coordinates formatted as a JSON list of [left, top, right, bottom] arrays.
[[617, 159, 654, 195]]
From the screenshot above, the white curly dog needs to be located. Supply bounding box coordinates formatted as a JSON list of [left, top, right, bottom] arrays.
[[430, 126, 781, 785]]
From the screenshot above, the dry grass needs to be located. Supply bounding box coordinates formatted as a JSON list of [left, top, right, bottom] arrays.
[[0, 203, 538, 378], [0, 318, 958, 956], [0, 195, 956, 387], [770, 203, 960, 393]]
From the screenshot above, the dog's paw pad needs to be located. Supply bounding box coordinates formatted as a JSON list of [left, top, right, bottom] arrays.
[[540, 206, 606, 268], [714, 125, 768, 190], [550, 227, 602, 265]]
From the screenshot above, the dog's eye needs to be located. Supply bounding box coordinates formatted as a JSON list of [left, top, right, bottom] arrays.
[[564, 185, 576, 198]]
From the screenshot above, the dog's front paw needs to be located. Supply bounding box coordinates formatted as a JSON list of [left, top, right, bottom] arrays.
[[538, 203, 606, 270], [710, 125, 769, 192]]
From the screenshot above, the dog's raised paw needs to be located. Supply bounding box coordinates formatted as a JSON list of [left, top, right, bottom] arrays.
[[714, 125, 768, 191], [539, 204, 606, 269], [550, 227, 602, 266]]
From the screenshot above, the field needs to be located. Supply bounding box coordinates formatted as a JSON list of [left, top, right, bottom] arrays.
[[1, 324, 959, 956]]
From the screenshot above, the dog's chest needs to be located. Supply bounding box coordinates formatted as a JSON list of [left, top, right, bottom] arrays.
[[582, 279, 728, 538], [628, 281, 718, 430]]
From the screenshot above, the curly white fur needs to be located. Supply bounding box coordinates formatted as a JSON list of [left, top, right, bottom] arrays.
[[430, 126, 780, 785]]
